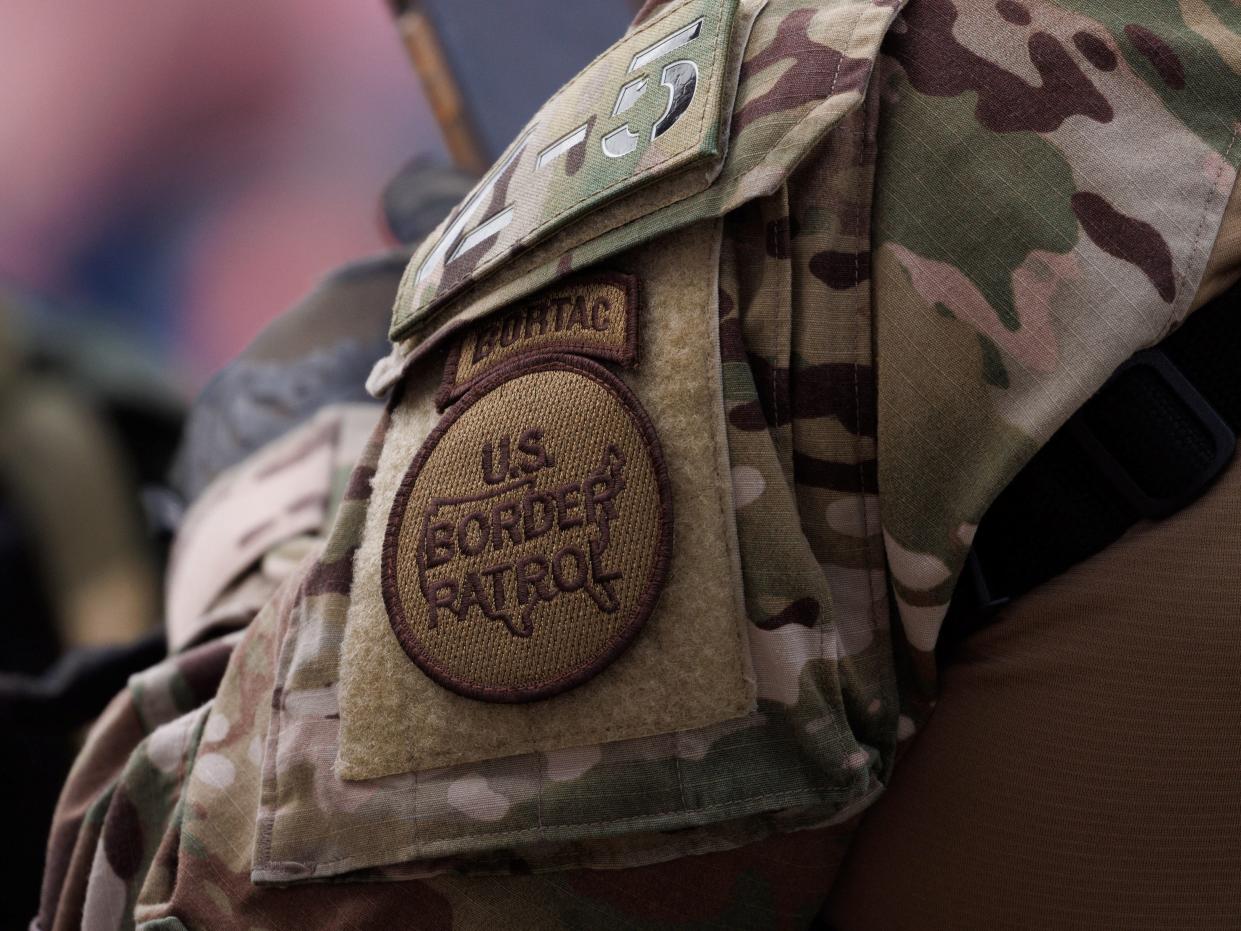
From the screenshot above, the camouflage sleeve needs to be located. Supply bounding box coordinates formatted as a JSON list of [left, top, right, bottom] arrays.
[[78, 705, 211, 931], [68, 560, 864, 929], [34, 639, 235, 931], [36, 403, 379, 929], [35, 693, 145, 931]]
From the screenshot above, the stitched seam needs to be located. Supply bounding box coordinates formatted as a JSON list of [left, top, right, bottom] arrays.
[[342, 701, 748, 765], [257, 645, 289, 867], [1160, 124, 1239, 343], [692, 215, 739, 809], [535, 749, 545, 834], [672, 733, 687, 810], [851, 96, 880, 646], [772, 327, 781, 436], [269, 783, 858, 872], [258, 574, 312, 868]]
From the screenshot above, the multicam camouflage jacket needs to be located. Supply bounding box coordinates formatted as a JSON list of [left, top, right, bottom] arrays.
[[36, 0, 1241, 928]]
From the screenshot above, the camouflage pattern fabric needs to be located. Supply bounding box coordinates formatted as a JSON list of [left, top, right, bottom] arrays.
[[36, 0, 1241, 928], [166, 403, 380, 652], [875, 0, 1241, 685], [35, 636, 238, 931]]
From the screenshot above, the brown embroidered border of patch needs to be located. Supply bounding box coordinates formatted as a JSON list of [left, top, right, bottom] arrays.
[[383, 354, 673, 703], [434, 271, 641, 410]]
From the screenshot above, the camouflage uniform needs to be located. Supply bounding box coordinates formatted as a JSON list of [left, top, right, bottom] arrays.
[[35, 0, 1241, 928]]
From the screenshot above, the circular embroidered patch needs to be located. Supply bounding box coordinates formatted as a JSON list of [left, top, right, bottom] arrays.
[[382, 354, 672, 703]]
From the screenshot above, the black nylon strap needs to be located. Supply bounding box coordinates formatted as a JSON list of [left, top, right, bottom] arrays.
[[943, 282, 1241, 646]]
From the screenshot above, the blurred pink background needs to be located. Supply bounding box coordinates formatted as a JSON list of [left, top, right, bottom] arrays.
[[1, 1, 440, 390]]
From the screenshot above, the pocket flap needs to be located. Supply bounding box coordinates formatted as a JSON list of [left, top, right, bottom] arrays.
[[392, 0, 743, 342]]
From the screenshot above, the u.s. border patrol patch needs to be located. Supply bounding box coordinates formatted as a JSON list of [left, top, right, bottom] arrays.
[[382, 355, 672, 702]]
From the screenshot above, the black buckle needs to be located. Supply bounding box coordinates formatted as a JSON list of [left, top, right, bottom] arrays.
[[960, 548, 1010, 617], [940, 548, 1011, 648], [1068, 348, 1236, 520]]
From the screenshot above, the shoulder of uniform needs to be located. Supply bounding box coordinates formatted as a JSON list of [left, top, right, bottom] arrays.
[[380, 0, 902, 379]]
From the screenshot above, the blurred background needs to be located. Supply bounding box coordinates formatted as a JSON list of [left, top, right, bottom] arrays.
[[1, 1, 641, 924]]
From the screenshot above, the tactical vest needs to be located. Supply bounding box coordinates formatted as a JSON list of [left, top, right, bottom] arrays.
[[187, 0, 1241, 889]]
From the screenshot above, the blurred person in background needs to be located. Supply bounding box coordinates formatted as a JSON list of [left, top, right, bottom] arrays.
[[1, 1, 440, 924]]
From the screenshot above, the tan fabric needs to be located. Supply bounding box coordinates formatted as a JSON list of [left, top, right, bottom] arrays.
[[384, 360, 669, 701], [826, 455, 1241, 928], [337, 220, 755, 777]]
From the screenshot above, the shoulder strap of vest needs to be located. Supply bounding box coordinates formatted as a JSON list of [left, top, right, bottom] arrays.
[[944, 280, 1241, 648]]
